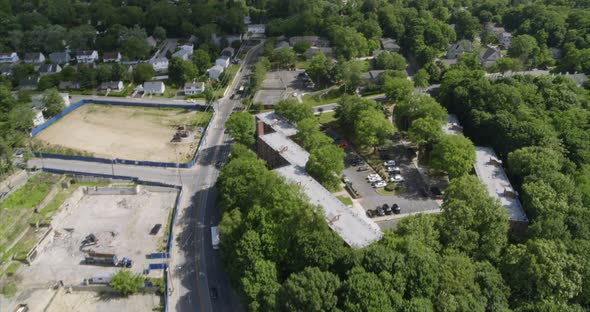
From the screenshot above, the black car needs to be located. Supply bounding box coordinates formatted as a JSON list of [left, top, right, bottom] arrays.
[[383, 204, 393, 215], [366, 210, 375, 218], [350, 159, 363, 166], [209, 287, 218, 300], [376, 206, 385, 217], [392, 203, 401, 214]]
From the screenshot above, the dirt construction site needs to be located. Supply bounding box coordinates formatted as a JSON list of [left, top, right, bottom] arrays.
[[17, 186, 177, 289], [34, 104, 208, 162]]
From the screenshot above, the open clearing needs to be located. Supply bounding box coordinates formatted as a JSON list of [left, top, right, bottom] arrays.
[[35, 104, 210, 162], [46, 291, 160, 312], [18, 187, 176, 288]]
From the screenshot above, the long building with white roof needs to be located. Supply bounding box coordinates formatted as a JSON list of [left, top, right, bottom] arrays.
[[255, 112, 383, 248]]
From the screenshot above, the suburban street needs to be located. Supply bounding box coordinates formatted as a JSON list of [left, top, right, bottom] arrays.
[[27, 41, 264, 312]]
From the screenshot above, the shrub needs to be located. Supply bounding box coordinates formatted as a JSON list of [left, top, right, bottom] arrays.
[[110, 269, 143, 296], [385, 183, 395, 192]]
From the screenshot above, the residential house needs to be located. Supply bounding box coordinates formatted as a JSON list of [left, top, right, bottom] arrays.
[[498, 32, 512, 48], [32, 109, 45, 127], [98, 81, 124, 92], [247, 24, 266, 34], [143, 81, 166, 95], [447, 40, 472, 59], [178, 43, 194, 53], [305, 47, 334, 60], [211, 34, 242, 47], [289, 36, 330, 48], [59, 80, 81, 90], [274, 41, 290, 51], [221, 47, 235, 58], [38, 64, 62, 76], [184, 81, 205, 95], [243, 16, 252, 25], [0, 52, 19, 63], [485, 23, 506, 36], [479, 46, 501, 67], [215, 56, 230, 68], [24, 52, 45, 64], [19, 77, 40, 90], [149, 57, 169, 72], [208, 65, 224, 79], [146, 36, 158, 49], [0, 64, 12, 77], [76, 50, 99, 63], [173, 49, 192, 61], [49, 51, 71, 64], [103, 52, 122, 63], [361, 70, 386, 84], [381, 38, 400, 53]]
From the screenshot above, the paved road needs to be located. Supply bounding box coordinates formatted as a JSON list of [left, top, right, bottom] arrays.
[[28, 42, 265, 312]]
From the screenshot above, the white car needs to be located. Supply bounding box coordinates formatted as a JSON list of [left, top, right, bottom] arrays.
[[390, 174, 405, 183], [387, 166, 401, 173], [384, 160, 396, 167], [367, 174, 383, 183], [372, 181, 387, 188]]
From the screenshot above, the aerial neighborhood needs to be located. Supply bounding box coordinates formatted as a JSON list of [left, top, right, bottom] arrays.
[[1, 1, 590, 312]]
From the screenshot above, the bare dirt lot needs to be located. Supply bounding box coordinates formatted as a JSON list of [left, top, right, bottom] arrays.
[[35, 104, 208, 162], [18, 187, 177, 288], [46, 291, 160, 312]]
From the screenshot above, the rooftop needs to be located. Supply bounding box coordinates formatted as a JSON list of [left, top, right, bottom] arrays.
[[256, 111, 383, 248], [473, 146, 528, 223], [442, 114, 463, 135], [276, 165, 382, 248]]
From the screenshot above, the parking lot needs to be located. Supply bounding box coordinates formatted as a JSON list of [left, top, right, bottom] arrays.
[[338, 140, 440, 223], [253, 70, 314, 107]]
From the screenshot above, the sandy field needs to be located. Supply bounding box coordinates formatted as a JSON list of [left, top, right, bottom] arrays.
[[18, 188, 177, 287], [35, 104, 203, 162], [46, 291, 160, 312]]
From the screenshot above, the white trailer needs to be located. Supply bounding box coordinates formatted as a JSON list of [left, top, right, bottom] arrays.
[[211, 226, 219, 250]]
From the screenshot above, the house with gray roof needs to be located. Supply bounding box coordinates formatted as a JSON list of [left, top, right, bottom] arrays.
[[38, 64, 62, 76], [0, 64, 12, 76], [0, 52, 19, 63], [208, 65, 224, 79], [479, 46, 501, 67], [447, 40, 472, 59], [381, 38, 400, 52], [59, 81, 80, 90], [49, 52, 71, 64], [143, 81, 166, 95], [98, 81, 124, 92], [24, 52, 45, 64], [19, 77, 40, 90]]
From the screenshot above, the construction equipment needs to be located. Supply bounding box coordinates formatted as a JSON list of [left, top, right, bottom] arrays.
[[80, 234, 97, 248], [83, 251, 132, 268]]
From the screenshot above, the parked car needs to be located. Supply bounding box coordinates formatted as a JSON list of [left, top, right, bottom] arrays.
[[367, 174, 382, 183], [376, 206, 385, 216], [338, 141, 348, 148], [390, 174, 405, 183], [392, 203, 401, 214], [342, 175, 351, 184], [357, 166, 369, 172], [384, 160, 396, 167], [210, 287, 218, 300], [366, 209, 375, 218], [430, 186, 443, 199], [387, 166, 401, 173], [349, 158, 363, 166], [383, 204, 392, 215], [373, 181, 387, 188]]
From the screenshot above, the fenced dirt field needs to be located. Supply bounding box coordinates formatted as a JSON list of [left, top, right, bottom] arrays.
[[35, 104, 210, 162]]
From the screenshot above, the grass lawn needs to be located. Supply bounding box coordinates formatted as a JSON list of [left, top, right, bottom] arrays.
[[317, 111, 336, 124], [337, 195, 353, 206], [0, 173, 56, 209], [295, 61, 310, 69], [302, 88, 344, 106]]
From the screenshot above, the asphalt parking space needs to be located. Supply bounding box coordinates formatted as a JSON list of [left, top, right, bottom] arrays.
[[341, 143, 440, 219]]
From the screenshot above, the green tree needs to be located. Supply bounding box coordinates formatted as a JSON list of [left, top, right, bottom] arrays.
[[341, 267, 395, 312], [375, 52, 406, 71], [133, 63, 155, 84], [413, 69, 430, 88], [295, 118, 332, 151], [439, 175, 508, 261], [507, 146, 563, 183], [153, 26, 166, 40], [475, 261, 511, 312], [353, 108, 396, 150], [408, 117, 444, 154], [508, 35, 538, 60], [122, 36, 150, 60], [293, 41, 311, 54], [502, 239, 583, 303], [192, 49, 211, 75], [275, 99, 313, 123], [451, 10, 480, 40], [168, 57, 198, 86], [273, 47, 296, 69], [393, 94, 447, 130], [383, 76, 414, 103], [431, 134, 475, 178], [241, 260, 281, 311], [305, 145, 345, 191], [306, 52, 332, 85], [337, 60, 366, 93], [330, 26, 369, 59], [42, 88, 65, 118], [279, 267, 341, 312], [110, 270, 143, 296], [226, 112, 255, 146], [434, 251, 486, 312]]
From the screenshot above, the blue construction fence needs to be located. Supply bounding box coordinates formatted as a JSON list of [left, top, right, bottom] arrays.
[[39, 167, 183, 312], [30, 99, 215, 168]]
